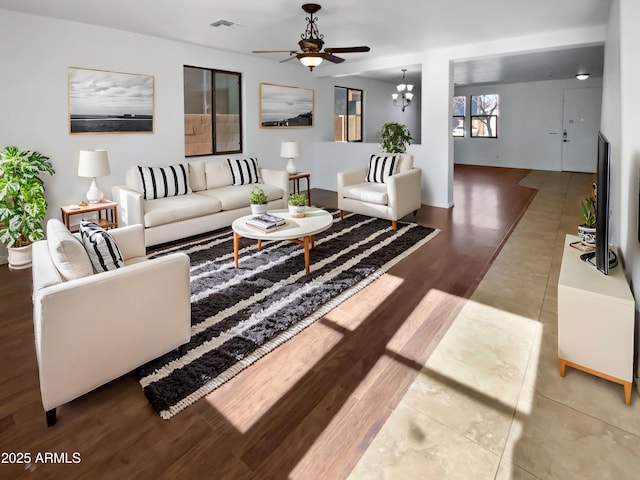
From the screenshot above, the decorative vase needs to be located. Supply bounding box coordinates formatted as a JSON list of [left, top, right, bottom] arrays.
[[288, 205, 306, 218], [578, 224, 596, 245], [8, 244, 33, 270], [251, 203, 268, 215]]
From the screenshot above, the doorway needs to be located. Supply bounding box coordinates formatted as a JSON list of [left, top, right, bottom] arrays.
[[561, 87, 603, 173]]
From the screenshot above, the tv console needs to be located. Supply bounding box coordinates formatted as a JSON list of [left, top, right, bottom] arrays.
[[558, 234, 635, 405]]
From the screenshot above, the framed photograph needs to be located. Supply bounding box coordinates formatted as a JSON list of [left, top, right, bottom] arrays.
[[68, 67, 154, 134], [260, 83, 313, 128]]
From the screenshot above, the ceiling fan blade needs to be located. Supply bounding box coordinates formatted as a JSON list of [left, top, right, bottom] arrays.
[[324, 46, 370, 54], [322, 53, 345, 64], [279, 56, 298, 63], [252, 50, 297, 54]]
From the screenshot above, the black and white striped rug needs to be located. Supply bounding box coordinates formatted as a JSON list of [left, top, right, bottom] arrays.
[[138, 211, 438, 419]]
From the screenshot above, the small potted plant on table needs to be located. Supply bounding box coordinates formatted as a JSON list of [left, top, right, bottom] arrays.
[[578, 196, 596, 245], [0, 146, 55, 270], [288, 192, 307, 218], [250, 187, 268, 215]]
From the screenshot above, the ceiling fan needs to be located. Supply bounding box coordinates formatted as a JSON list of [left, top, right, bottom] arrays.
[[252, 3, 370, 71]]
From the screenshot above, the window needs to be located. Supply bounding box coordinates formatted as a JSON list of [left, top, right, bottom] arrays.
[[334, 86, 362, 142], [452, 95, 466, 137], [183, 66, 242, 156], [471, 94, 499, 138]]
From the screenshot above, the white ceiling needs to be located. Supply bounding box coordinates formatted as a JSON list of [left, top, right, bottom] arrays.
[[0, 0, 611, 86]]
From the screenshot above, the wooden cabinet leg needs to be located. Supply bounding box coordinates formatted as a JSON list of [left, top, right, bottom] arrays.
[[624, 382, 632, 405]]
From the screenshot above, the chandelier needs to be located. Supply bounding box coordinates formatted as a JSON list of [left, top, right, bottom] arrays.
[[392, 69, 413, 112]]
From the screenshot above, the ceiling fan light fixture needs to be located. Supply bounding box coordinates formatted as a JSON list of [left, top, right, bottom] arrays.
[[299, 54, 323, 70], [575, 73, 590, 80]]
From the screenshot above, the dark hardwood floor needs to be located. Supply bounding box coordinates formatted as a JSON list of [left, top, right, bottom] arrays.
[[0, 165, 537, 479]]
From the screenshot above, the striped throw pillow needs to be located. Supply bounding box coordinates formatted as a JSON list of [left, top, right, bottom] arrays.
[[80, 220, 125, 272], [365, 155, 398, 183], [138, 164, 191, 200], [227, 158, 261, 185]]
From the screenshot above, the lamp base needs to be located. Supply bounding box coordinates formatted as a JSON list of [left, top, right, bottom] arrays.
[[286, 158, 297, 174], [86, 177, 104, 204]]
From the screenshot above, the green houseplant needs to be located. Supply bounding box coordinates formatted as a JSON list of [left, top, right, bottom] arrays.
[[380, 122, 412, 154], [0, 146, 55, 269], [288, 192, 307, 218], [578, 197, 596, 245], [250, 187, 268, 215]]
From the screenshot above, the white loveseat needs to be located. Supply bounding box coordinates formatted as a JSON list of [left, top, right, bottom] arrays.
[[32, 222, 191, 426], [112, 159, 289, 247], [337, 154, 422, 230]]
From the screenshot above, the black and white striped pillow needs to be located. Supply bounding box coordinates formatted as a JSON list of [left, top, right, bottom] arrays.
[[138, 164, 191, 200], [227, 158, 261, 185], [365, 155, 398, 183], [80, 220, 125, 272]]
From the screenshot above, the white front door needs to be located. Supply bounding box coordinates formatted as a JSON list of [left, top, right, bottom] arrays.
[[561, 87, 602, 173]]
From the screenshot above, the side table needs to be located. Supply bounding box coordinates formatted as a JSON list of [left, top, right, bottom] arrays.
[[289, 172, 311, 206], [61, 200, 118, 233]]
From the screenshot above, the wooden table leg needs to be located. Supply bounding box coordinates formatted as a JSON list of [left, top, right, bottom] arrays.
[[234, 232, 240, 268], [257, 239, 262, 250], [303, 235, 310, 274], [559, 359, 566, 377]]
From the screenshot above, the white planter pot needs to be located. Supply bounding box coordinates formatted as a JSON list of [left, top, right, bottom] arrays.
[[8, 244, 32, 270], [251, 204, 268, 215], [578, 224, 596, 246], [288, 205, 306, 218]]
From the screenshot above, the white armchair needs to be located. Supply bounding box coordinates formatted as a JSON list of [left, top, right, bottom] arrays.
[[337, 154, 422, 230], [32, 223, 191, 426]]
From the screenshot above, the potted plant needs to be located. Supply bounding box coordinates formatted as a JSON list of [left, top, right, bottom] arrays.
[[288, 192, 307, 218], [0, 146, 55, 270], [578, 197, 596, 245], [249, 187, 268, 215], [380, 122, 412, 154]]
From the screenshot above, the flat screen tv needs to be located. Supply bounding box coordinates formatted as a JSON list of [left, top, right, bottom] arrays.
[[595, 131, 612, 274]]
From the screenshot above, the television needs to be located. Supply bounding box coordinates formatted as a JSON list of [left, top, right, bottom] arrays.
[[594, 131, 614, 274]]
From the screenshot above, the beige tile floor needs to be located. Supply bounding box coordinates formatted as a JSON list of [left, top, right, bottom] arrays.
[[349, 171, 640, 480]]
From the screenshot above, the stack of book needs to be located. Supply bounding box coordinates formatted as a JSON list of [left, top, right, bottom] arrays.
[[246, 213, 286, 233]]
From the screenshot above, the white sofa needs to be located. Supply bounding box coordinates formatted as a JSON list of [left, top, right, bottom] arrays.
[[32, 223, 191, 426], [337, 154, 422, 230], [113, 159, 289, 247]]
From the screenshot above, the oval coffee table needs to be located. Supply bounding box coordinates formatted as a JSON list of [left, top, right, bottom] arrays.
[[232, 208, 333, 274]]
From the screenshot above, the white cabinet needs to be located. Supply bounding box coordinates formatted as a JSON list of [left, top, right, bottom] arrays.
[[557, 234, 635, 404]]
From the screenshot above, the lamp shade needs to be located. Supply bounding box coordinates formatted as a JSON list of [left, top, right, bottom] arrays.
[[280, 142, 301, 159], [78, 149, 110, 178], [299, 54, 323, 68]]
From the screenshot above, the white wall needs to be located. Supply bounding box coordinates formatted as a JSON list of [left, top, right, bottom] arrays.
[[454, 78, 603, 170]]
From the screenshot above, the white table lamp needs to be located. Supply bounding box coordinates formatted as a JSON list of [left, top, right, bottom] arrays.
[[280, 141, 301, 174], [78, 149, 110, 203]]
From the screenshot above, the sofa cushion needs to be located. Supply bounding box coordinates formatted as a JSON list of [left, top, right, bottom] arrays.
[[80, 220, 125, 272], [138, 164, 191, 200], [365, 155, 398, 183], [189, 161, 207, 192], [205, 159, 234, 189], [143, 194, 222, 228], [342, 182, 389, 206], [46, 219, 93, 281], [397, 154, 414, 172], [227, 158, 261, 185], [198, 183, 282, 211]]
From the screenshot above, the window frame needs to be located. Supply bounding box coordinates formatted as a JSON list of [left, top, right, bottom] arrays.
[[470, 94, 499, 139], [334, 85, 363, 143], [183, 65, 243, 157], [452, 95, 466, 137]]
